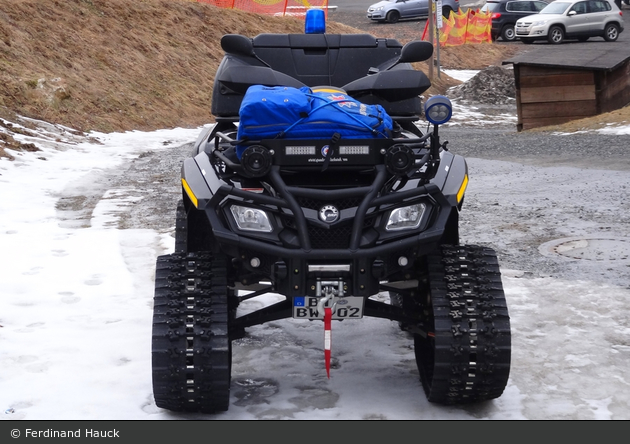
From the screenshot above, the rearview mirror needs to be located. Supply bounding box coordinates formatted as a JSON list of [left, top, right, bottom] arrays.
[[221, 34, 255, 57], [378, 40, 433, 71], [399, 40, 434, 64]]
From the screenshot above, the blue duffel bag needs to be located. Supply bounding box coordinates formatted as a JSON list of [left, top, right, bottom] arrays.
[[236, 85, 393, 159]]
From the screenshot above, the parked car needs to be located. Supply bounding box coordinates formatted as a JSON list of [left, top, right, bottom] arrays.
[[515, 0, 624, 43], [367, 0, 460, 23], [481, 0, 549, 41]]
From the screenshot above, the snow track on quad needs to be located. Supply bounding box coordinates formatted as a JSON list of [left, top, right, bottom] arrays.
[[416, 245, 511, 404], [152, 252, 232, 413], [151, 242, 511, 411]]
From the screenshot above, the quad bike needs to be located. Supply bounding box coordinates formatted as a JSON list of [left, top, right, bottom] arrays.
[[151, 11, 511, 413]]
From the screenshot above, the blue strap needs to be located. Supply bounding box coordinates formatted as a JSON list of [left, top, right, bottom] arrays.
[[276, 92, 385, 138], [306, 93, 381, 135]]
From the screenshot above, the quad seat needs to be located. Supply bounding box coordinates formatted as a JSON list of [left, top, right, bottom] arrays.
[[211, 33, 424, 122], [251, 33, 404, 87]]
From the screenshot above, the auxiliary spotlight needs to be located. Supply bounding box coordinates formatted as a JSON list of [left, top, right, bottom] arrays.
[[240, 145, 272, 177], [385, 144, 415, 175], [424, 95, 453, 125]]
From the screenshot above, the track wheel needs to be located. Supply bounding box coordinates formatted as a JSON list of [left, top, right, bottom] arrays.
[[152, 251, 232, 413], [414, 245, 511, 404]]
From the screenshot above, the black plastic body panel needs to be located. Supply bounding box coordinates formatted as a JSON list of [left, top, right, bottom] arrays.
[[211, 33, 425, 120]]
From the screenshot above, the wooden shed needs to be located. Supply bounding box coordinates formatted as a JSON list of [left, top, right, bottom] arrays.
[[503, 47, 630, 131]]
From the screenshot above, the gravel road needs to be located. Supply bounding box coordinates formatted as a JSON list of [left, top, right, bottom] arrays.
[[446, 127, 630, 289]]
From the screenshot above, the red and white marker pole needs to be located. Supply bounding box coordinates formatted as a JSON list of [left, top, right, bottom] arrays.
[[324, 307, 332, 378]]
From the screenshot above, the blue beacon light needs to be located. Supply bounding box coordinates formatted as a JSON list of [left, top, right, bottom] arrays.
[[305, 8, 326, 34]]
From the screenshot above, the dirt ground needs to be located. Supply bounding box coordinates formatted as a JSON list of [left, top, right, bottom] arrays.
[[0, 1, 521, 152]]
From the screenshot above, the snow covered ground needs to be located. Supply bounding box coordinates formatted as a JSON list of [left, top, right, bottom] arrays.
[[442, 68, 519, 128], [1, 95, 630, 420]]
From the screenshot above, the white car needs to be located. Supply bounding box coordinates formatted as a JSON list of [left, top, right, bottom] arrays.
[[515, 0, 624, 44]]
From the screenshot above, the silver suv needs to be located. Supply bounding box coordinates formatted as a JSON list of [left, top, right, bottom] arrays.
[[367, 0, 460, 23], [515, 0, 624, 43]]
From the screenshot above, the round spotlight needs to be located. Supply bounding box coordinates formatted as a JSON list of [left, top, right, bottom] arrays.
[[424, 95, 453, 125], [240, 145, 272, 177], [385, 144, 415, 175]]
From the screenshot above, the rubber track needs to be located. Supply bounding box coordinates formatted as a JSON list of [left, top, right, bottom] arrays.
[[174, 200, 187, 253], [415, 244, 511, 404], [151, 252, 231, 413]]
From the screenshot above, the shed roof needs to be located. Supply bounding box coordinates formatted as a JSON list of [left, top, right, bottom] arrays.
[[503, 45, 630, 71]]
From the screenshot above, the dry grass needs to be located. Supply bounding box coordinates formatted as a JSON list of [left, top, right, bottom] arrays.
[[0, 0, 521, 133], [0, 0, 323, 133], [0, 0, 627, 160]]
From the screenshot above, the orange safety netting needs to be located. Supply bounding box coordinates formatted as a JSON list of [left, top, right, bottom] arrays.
[[192, 0, 330, 18], [423, 9, 491, 47], [464, 9, 492, 44]]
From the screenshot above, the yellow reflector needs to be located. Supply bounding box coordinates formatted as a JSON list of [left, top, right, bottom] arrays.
[[312, 87, 345, 94], [181, 178, 198, 208], [456, 174, 469, 203]]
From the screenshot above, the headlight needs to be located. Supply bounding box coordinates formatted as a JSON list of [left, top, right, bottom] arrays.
[[230, 205, 273, 232], [424, 95, 452, 125], [386, 203, 426, 231], [532, 20, 548, 26], [374, 6, 383, 11]]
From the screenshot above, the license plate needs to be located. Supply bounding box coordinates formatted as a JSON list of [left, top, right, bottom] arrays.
[[292, 296, 364, 319]]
